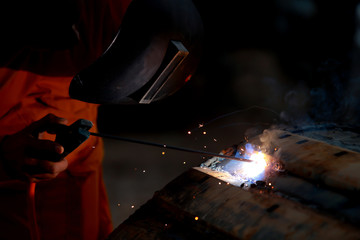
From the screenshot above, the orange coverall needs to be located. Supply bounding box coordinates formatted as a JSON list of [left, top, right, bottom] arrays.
[[0, 1, 131, 239]]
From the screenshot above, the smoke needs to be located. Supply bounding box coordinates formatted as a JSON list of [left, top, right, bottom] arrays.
[[281, 56, 360, 128], [279, 58, 355, 126], [224, 50, 358, 128], [279, 84, 311, 125]]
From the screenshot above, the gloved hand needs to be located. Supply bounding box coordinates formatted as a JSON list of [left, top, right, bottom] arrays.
[[0, 114, 69, 182]]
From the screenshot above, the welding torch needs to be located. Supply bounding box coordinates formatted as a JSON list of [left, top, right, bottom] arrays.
[[55, 119, 252, 162]]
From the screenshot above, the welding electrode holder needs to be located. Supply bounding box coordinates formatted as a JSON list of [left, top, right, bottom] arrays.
[[54, 119, 93, 160]]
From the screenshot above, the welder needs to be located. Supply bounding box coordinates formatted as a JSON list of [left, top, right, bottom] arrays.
[[0, 0, 202, 239]]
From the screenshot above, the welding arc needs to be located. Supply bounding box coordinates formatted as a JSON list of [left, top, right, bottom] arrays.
[[89, 132, 252, 162]]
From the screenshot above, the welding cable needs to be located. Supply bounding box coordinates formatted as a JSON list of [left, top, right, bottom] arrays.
[[27, 182, 40, 240]]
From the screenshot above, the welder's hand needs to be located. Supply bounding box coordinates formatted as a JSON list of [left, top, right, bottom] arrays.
[[0, 114, 69, 182]]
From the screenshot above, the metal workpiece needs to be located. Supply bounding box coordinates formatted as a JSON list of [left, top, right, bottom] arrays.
[[107, 125, 360, 239]]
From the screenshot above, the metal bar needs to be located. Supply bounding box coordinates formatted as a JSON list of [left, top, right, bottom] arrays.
[[90, 132, 252, 162]]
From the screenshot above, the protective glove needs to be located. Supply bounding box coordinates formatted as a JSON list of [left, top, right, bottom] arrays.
[[0, 114, 69, 182]]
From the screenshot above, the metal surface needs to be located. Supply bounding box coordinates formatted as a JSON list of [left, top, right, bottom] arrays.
[[107, 168, 360, 240], [268, 129, 360, 192], [69, 0, 203, 104]]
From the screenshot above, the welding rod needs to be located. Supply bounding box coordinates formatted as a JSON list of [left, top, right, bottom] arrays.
[[89, 132, 252, 162]]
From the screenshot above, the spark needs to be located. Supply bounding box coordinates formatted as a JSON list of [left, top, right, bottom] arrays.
[[183, 161, 186, 164], [203, 145, 207, 149], [194, 216, 199, 221], [165, 224, 168, 227], [218, 182, 221, 185], [203, 131, 207, 135], [117, 203, 121, 207], [131, 205, 135, 209], [213, 138, 217, 142], [199, 123, 204, 128], [162, 151, 165, 155], [187, 131, 192, 135], [142, 170, 146, 173], [92, 146, 96, 149]]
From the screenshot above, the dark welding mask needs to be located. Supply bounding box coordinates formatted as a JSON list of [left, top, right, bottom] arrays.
[[69, 0, 203, 104]]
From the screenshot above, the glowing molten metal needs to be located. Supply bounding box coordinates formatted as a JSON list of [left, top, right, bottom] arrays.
[[243, 151, 268, 179], [227, 143, 270, 181]]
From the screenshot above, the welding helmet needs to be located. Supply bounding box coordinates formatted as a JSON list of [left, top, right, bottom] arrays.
[[69, 0, 203, 104]]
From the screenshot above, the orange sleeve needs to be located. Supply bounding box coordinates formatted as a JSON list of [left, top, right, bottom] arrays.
[[0, 1, 132, 239], [0, 0, 132, 177]]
